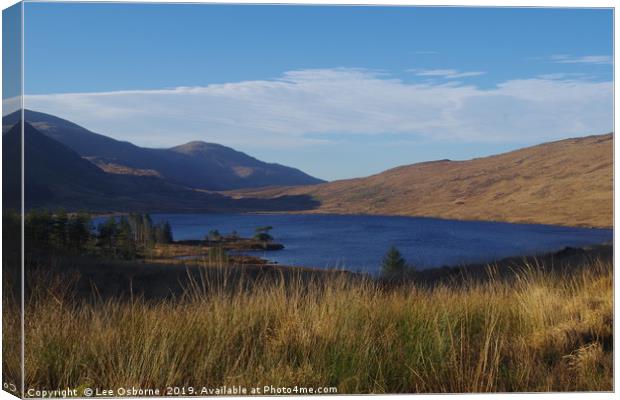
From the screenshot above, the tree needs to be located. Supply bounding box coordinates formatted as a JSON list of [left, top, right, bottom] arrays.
[[116, 217, 136, 260], [254, 226, 273, 242], [5, 210, 22, 268], [207, 229, 222, 242], [127, 213, 156, 250], [154, 221, 173, 244], [25, 209, 53, 250], [97, 217, 118, 257], [50, 209, 68, 250], [66, 212, 92, 253], [97, 215, 172, 259], [162, 221, 173, 243], [255, 226, 273, 234], [127, 213, 144, 243], [141, 214, 155, 249], [381, 246, 409, 279]]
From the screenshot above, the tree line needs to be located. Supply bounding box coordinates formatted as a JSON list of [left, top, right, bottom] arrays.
[[24, 210, 173, 260]]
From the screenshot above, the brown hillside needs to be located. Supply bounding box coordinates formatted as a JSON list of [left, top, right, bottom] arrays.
[[229, 134, 613, 228]]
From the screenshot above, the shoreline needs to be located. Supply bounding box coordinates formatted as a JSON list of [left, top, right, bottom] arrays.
[[151, 238, 613, 282], [24, 239, 612, 302], [88, 209, 613, 230]]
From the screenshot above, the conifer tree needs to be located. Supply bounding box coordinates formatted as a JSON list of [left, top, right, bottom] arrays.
[[98, 217, 118, 257], [66, 212, 92, 253], [161, 221, 173, 243], [381, 246, 409, 279], [25, 209, 53, 250], [50, 209, 68, 250], [116, 217, 136, 259]]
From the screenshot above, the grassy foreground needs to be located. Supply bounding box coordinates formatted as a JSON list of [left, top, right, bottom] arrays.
[[7, 257, 613, 394]]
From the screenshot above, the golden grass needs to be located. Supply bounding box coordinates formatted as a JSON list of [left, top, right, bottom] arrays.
[[7, 259, 613, 394]]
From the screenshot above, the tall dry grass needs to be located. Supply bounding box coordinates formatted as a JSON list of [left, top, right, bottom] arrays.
[[11, 259, 613, 394]]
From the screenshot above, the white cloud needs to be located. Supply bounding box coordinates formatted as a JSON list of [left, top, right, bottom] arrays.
[[536, 72, 587, 80], [22, 68, 612, 149], [410, 68, 486, 79], [550, 54, 612, 65], [2, 96, 21, 117]]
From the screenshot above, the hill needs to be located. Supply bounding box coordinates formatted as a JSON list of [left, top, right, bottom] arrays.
[[4, 121, 116, 209], [2, 122, 319, 212], [228, 133, 613, 228], [3, 110, 324, 190], [169, 140, 323, 187]]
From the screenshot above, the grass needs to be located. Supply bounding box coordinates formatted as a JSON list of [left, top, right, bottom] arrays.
[[4, 256, 613, 395]]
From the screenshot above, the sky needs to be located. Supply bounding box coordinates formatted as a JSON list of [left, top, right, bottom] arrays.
[[4, 3, 614, 181]]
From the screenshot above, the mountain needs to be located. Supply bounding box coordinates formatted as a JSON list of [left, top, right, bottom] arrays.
[[3, 110, 324, 190], [2, 121, 319, 212], [4, 121, 113, 209], [169, 140, 323, 187], [5, 110, 611, 227], [228, 133, 613, 228]]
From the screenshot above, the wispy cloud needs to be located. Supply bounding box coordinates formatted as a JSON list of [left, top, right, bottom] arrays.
[[409, 68, 486, 79], [536, 72, 587, 80], [14, 68, 612, 149], [550, 54, 612, 65]]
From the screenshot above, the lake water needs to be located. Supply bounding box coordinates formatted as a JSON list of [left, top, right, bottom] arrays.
[[143, 213, 613, 274]]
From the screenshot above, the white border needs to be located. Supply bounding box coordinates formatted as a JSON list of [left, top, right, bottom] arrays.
[[0, 1, 616, 400]]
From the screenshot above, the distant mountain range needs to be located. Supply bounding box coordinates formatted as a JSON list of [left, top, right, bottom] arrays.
[[3, 110, 324, 191], [228, 133, 613, 228], [2, 115, 320, 212], [3, 110, 612, 228]]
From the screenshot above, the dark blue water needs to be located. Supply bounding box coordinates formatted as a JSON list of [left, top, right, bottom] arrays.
[[138, 213, 612, 274]]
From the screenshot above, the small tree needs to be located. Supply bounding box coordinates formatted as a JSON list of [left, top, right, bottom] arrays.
[[255, 226, 273, 233], [207, 229, 222, 242], [50, 209, 68, 250], [97, 217, 118, 257], [381, 246, 408, 279], [66, 212, 92, 253], [154, 221, 173, 244], [141, 214, 155, 249], [162, 221, 173, 243], [116, 217, 137, 260], [254, 226, 273, 243], [25, 209, 53, 250]]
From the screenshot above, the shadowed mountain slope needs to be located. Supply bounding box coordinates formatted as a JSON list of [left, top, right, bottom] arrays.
[[3, 110, 324, 190], [229, 133, 613, 228], [2, 122, 320, 212]]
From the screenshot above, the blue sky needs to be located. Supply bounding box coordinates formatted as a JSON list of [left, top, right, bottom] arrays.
[[9, 3, 615, 180]]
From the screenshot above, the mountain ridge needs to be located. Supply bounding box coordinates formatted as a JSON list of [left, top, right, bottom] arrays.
[[3, 110, 324, 191], [4, 111, 611, 228], [2, 121, 321, 212], [226, 133, 613, 228]]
